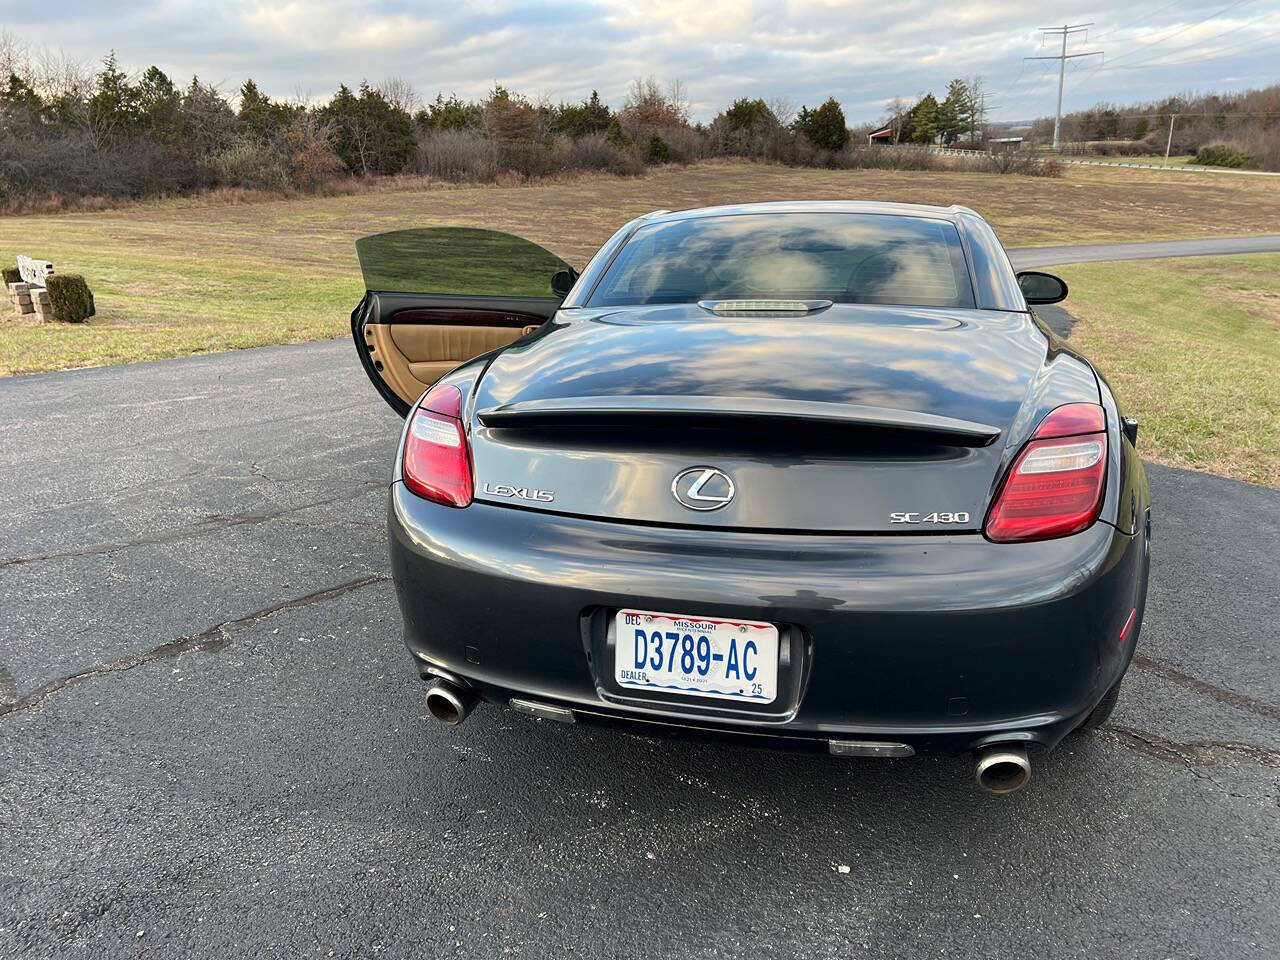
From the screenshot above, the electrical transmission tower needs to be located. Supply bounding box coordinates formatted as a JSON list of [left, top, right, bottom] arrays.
[[1026, 24, 1102, 152]]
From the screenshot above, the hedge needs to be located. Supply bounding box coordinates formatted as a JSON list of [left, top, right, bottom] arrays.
[[45, 274, 96, 323], [2, 266, 19, 286], [1191, 144, 1251, 168]]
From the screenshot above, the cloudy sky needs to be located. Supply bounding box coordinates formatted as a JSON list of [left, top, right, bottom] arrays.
[[3, 0, 1278, 123]]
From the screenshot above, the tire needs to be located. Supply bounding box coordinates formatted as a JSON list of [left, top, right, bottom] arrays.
[[1078, 677, 1123, 732]]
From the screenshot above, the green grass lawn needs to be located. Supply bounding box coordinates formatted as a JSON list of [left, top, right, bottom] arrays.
[[1058, 255, 1280, 486]]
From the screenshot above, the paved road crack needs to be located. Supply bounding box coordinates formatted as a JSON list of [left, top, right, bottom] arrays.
[[1097, 725, 1280, 802], [0, 481, 387, 571], [1099, 725, 1280, 769], [1131, 654, 1280, 724], [0, 573, 388, 722]]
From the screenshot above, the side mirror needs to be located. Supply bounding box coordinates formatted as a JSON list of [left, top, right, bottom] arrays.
[[551, 268, 579, 298], [1016, 271, 1068, 305]]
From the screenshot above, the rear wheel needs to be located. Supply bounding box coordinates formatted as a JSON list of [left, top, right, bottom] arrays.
[[1078, 677, 1123, 732]]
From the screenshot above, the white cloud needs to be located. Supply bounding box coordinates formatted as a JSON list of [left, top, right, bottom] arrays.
[[4, 0, 1278, 121]]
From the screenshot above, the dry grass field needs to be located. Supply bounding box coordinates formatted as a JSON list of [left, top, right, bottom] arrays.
[[2, 160, 1278, 484], [3, 159, 1280, 378]]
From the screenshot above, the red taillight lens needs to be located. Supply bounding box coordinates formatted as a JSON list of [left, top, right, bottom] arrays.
[[985, 403, 1107, 543], [402, 384, 473, 508]]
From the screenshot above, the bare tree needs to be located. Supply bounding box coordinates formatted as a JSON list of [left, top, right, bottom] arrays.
[[767, 95, 797, 127], [965, 74, 987, 144], [667, 78, 691, 126], [621, 76, 691, 130], [883, 97, 912, 143], [0, 28, 29, 80], [379, 76, 421, 115]]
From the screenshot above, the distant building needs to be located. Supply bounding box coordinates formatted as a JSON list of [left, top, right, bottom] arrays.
[[868, 126, 894, 145], [988, 136, 1024, 153]]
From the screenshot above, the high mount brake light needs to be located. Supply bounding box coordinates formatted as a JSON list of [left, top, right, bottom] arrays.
[[985, 403, 1108, 543], [402, 384, 473, 508]]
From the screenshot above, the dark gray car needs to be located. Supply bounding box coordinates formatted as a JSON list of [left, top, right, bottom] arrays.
[[351, 202, 1152, 795]]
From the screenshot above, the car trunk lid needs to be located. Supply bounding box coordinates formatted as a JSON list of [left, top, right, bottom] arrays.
[[468, 303, 1054, 532]]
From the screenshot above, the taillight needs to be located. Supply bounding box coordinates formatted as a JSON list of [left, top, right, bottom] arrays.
[[402, 384, 473, 508], [985, 403, 1107, 543]]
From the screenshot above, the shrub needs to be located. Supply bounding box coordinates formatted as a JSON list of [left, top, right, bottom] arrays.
[[604, 116, 631, 149], [2, 266, 19, 286], [45, 274, 95, 323], [646, 134, 672, 164], [984, 151, 1064, 177], [496, 141, 557, 178], [551, 135, 644, 176], [283, 115, 345, 189], [1191, 143, 1251, 168], [416, 129, 497, 181], [652, 125, 705, 163], [1231, 127, 1280, 171], [213, 137, 289, 189]]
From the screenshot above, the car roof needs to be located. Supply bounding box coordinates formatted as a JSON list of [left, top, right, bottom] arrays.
[[640, 200, 981, 225]]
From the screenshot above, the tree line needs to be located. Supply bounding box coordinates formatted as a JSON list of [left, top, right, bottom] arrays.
[[0, 34, 868, 209], [0, 33, 1069, 210], [1030, 85, 1280, 169]]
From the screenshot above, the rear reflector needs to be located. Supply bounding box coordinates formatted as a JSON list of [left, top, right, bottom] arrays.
[[985, 403, 1107, 543], [402, 384, 473, 508], [1118, 608, 1137, 645]]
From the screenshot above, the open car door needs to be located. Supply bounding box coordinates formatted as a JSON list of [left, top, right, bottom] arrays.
[[353, 227, 574, 416]]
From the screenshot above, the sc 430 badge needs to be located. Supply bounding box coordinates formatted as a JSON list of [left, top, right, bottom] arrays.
[[890, 512, 970, 524], [482, 483, 555, 503]]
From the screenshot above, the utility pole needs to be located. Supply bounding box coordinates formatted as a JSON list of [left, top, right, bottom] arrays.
[[1025, 24, 1102, 152], [1164, 113, 1179, 165]]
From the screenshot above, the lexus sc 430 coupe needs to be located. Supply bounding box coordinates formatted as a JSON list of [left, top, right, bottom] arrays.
[[351, 202, 1151, 795]]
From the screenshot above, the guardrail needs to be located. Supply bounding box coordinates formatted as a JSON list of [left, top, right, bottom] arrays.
[[868, 143, 1278, 175]]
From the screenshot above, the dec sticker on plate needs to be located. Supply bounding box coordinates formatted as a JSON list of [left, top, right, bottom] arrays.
[[614, 609, 778, 704]]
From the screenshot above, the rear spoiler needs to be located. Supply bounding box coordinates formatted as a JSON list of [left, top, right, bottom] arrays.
[[477, 395, 1001, 446]]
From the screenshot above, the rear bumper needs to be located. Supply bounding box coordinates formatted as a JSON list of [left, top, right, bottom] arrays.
[[388, 482, 1148, 755]]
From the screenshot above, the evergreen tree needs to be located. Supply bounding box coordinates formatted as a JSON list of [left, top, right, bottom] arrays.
[[908, 94, 939, 144], [793, 97, 849, 150], [938, 79, 969, 145], [552, 90, 612, 138], [86, 51, 141, 145]]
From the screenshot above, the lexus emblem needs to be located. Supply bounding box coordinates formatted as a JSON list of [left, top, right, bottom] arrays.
[[671, 466, 736, 511]]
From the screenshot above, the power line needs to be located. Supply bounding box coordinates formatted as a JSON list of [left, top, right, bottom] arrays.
[[1107, 25, 1280, 68], [1099, 0, 1257, 67], [1024, 23, 1102, 150], [1090, 0, 1187, 41], [1105, 8, 1273, 65], [1066, 0, 1265, 97]]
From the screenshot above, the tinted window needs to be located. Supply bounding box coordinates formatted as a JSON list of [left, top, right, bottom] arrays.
[[356, 227, 569, 297], [587, 213, 974, 308]]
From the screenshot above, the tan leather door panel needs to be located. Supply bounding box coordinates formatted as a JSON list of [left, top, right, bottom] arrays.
[[363, 308, 546, 407]]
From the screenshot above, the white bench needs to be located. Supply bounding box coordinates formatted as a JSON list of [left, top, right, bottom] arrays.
[[7, 255, 55, 318]]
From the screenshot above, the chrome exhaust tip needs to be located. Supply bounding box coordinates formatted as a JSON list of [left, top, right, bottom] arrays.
[[974, 744, 1031, 795], [424, 678, 478, 726]]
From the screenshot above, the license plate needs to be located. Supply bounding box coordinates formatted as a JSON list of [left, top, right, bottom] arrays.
[[613, 609, 779, 704]]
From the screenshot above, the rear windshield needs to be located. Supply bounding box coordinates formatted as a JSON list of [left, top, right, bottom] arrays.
[[586, 213, 975, 309]]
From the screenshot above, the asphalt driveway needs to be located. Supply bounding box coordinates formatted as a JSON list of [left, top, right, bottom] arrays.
[[1, 338, 1278, 959]]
